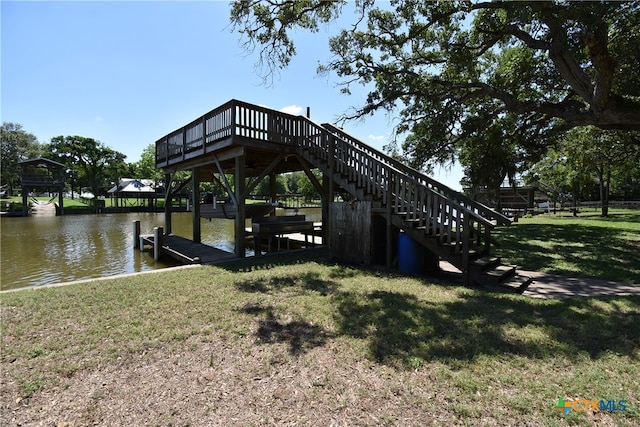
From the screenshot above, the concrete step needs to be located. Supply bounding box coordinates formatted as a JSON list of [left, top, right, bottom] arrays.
[[477, 264, 516, 286], [482, 274, 533, 294]]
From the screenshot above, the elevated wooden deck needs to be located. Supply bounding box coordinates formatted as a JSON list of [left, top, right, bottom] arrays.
[[154, 99, 530, 290]]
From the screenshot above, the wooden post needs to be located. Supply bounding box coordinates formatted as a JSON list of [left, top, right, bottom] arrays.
[[269, 173, 277, 216], [386, 170, 393, 271], [58, 189, 64, 215], [234, 154, 246, 257], [324, 134, 335, 247], [322, 173, 330, 246], [22, 190, 28, 216], [133, 220, 141, 249], [154, 226, 163, 261], [192, 168, 201, 243], [164, 173, 173, 235]]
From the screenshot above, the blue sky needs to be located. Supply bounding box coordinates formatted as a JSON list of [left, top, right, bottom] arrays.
[[2, 1, 463, 189]]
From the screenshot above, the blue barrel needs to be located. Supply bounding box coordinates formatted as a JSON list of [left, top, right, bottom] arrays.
[[397, 232, 425, 274]]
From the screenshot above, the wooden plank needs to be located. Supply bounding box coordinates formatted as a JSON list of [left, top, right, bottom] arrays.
[[141, 234, 237, 264]]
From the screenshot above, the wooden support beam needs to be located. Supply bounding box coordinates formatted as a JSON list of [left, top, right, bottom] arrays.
[[58, 190, 64, 215], [133, 220, 141, 249], [241, 154, 284, 200], [164, 173, 173, 235], [154, 226, 164, 261], [168, 175, 192, 198], [22, 190, 28, 217], [234, 154, 246, 257], [297, 155, 327, 198], [386, 171, 393, 271], [192, 168, 201, 243], [214, 155, 237, 206], [269, 173, 277, 216]]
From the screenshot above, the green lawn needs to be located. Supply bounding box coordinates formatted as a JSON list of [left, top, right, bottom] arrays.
[[1, 259, 639, 425], [2, 196, 160, 210], [494, 209, 640, 284]]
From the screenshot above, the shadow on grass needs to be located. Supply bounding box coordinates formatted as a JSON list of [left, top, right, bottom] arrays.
[[237, 303, 333, 355], [235, 271, 340, 296], [495, 222, 640, 283], [332, 290, 640, 367], [233, 266, 640, 366]]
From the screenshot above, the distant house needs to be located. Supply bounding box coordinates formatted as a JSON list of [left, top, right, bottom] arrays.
[[107, 178, 158, 208], [465, 178, 547, 214]]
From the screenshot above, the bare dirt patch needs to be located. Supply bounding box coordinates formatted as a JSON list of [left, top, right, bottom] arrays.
[[2, 334, 452, 426]]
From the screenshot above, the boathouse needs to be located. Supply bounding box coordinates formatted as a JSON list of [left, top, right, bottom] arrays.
[[154, 99, 530, 290], [19, 158, 66, 216]]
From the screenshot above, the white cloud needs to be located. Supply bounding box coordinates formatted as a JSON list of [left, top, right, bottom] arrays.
[[368, 134, 384, 141], [279, 105, 303, 115]]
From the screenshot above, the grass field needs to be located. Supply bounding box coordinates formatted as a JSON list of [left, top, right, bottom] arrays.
[[1, 257, 639, 425], [494, 209, 640, 284]]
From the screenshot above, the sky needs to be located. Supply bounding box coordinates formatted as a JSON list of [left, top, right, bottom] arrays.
[[1, 0, 464, 190]]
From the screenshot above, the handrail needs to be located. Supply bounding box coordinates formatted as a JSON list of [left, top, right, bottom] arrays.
[[321, 123, 511, 226], [294, 115, 502, 262], [311, 120, 495, 229]]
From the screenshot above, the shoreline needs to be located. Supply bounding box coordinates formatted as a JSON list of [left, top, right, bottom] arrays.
[[0, 264, 203, 294]]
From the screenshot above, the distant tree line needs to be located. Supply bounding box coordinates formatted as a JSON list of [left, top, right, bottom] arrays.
[[0, 122, 323, 203]]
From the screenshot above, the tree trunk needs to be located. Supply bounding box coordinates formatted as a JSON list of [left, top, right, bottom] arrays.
[[598, 171, 609, 217], [493, 185, 503, 213]]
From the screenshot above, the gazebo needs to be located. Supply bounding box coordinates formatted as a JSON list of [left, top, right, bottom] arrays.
[[19, 158, 66, 216], [107, 178, 158, 208]]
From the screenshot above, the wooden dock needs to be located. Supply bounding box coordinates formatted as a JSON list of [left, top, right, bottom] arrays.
[[139, 233, 237, 264]]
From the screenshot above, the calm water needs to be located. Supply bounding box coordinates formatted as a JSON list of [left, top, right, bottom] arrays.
[[0, 209, 320, 291]]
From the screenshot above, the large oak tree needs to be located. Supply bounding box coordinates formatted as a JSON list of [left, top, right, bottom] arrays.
[[44, 136, 128, 199], [231, 0, 640, 172]]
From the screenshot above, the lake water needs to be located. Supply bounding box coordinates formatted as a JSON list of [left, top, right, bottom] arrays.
[[1, 209, 321, 291]]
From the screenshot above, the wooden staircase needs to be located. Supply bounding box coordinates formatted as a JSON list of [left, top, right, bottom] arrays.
[[294, 119, 531, 292], [154, 99, 531, 292]]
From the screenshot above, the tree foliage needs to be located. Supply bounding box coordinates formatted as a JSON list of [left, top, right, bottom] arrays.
[[231, 0, 640, 174], [561, 128, 639, 216], [0, 123, 42, 196], [230, 0, 345, 81], [526, 128, 640, 216], [44, 136, 128, 198], [253, 174, 289, 196], [130, 144, 165, 184]]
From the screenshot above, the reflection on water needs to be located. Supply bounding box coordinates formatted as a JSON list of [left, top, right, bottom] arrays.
[[1, 209, 320, 291]]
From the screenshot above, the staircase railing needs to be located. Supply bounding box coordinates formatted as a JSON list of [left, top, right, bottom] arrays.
[[296, 117, 509, 274], [321, 124, 511, 226]]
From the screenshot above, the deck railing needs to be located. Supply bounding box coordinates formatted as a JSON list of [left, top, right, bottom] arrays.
[[21, 174, 65, 187], [297, 118, 507, 266], [155, 100, 510, 272], [156, 100, 300, 167]]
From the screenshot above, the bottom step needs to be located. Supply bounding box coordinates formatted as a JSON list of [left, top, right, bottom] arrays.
[[482, 274, 533, 294]]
